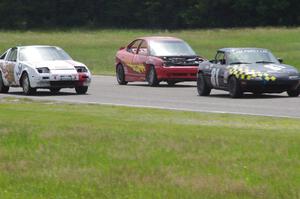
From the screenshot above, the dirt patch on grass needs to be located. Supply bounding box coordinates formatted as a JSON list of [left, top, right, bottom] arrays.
[[168, 174, 267, 198]]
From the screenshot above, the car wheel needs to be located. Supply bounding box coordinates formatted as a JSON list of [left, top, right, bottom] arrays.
[[228, 76, 243, 98], [253, 92, 262, 97], [50, 88, 61, 94], [287, 87, 300, 97], [197, 73, 211, 96], [167, 80, 176, 87], [0, 72, 9, 93], [21, 73, 36, 95], [147, 66, 159, 87], [116, 64, 128, 85], [75, 86, 88, 94]]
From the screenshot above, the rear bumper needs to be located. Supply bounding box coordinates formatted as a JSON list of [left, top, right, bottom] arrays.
[[156, 66, 198, 81], [240, 79, 300, 93]]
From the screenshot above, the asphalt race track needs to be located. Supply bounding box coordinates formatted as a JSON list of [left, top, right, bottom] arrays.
[[1, 75, 300, 118]]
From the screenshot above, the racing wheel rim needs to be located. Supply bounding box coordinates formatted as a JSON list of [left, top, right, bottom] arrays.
[[116, 65, 123, 82]]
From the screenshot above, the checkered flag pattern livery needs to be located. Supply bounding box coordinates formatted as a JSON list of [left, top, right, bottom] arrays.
[[228, 66, 276, 81]]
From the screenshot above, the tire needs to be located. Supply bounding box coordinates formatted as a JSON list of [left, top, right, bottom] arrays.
[[228, 76, 243, 98], [21, 73, 36, 95], [0, 72, 9, 93], [287, 87, 300, 97], [116, 64, 128, 85], [252, 92, 262, 97], [147, 66, 159, 87], [75, 86, 88, 94], [197, 73, 211, 96], [167, 80, 176, 87], [50, 88, 61, 94]]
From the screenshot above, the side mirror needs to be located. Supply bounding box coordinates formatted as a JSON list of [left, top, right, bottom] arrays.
[[278, 58, 283, 64]]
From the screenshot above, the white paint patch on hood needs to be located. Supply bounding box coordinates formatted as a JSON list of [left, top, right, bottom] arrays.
[[263, 64, 286, 71], [21, 60, 85, 70]]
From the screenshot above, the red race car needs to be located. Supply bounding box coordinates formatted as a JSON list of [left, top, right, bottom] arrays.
[[115, 37, 205, 86]]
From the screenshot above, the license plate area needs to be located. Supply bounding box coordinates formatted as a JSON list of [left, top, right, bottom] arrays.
[[60, 75, 73, 81]]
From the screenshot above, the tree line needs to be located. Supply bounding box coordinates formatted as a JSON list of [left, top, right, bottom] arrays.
[[0, 0, 299, 29]]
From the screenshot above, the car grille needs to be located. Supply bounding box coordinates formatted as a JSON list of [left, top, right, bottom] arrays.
[[50, 81, 78, 87], [164, 57, 200, 66]]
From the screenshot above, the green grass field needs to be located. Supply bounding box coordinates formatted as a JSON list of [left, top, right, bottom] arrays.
[[0, 98, 299, 199], [0, 28, 300, 75]]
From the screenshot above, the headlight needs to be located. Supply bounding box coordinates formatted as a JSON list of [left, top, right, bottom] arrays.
[[289, 75, 299, 80], [74, 66, 88, 73], [37, 67, 50, 73]]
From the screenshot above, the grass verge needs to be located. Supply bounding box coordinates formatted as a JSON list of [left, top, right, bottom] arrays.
[[0, 98, 299, 198]]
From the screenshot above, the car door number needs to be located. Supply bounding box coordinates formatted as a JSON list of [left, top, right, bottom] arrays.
[[211, 68, 220, 88]]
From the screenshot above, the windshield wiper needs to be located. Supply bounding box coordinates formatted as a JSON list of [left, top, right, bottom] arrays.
[[229, 62, 250, 65], [256, 61, 275, 64]]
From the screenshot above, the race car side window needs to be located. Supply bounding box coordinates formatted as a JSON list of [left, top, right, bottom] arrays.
[[0, 52, 7, 60], [127, 40, 141, 54], [6, 48, 17, 62], [137, 40, 148, 56], [215, 52, 226, 65]]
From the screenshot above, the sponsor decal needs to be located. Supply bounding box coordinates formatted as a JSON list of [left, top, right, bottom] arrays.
[[127, 63, 145, 73], [231, 49, 268, 54], [16, 63, 23, 77]]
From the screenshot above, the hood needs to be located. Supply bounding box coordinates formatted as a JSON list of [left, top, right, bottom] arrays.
[[21, 60, 85, 70], [229, 63, 299, 74]]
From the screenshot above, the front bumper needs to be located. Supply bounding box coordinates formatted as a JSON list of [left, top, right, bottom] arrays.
[[155, 66, 198, 81], [240, 78, 300, 93], [30, 71, 91, 88]]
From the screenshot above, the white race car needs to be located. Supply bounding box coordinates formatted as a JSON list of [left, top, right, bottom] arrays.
[[0, 45, 91, 95]]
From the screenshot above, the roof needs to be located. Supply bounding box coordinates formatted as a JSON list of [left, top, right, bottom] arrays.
[[137, 36, 183, 42], [219, 47, 270, 53], [16, 45, 58, 48]]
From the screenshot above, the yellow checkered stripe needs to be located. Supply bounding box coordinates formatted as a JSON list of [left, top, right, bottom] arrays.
[[228, 67, 276, 81]]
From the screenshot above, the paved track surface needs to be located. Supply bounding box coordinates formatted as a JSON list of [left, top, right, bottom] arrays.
[[1, 75, 299, 118]]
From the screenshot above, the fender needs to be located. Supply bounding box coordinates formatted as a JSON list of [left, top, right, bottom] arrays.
[[19, 68, 30, 86], [144, 63, 153, 75], [115, 57, 122, 68], [145, 56, 163, 69], [198, 61, 212, 75]]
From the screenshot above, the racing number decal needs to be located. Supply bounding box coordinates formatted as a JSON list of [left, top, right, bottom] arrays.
[[211, 68, 220, 87]]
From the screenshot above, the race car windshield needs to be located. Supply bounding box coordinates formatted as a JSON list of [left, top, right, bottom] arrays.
[[227, 50, 279, 65], [149, 40, 196, 56], [19, 47, 72, 61]]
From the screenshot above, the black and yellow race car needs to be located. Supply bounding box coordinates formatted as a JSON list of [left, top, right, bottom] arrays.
[[197, 48, 300, 98]]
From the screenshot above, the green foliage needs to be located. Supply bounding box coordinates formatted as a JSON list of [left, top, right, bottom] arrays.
[[1, 28, 300, 75], [0, 0, 299, 29]]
